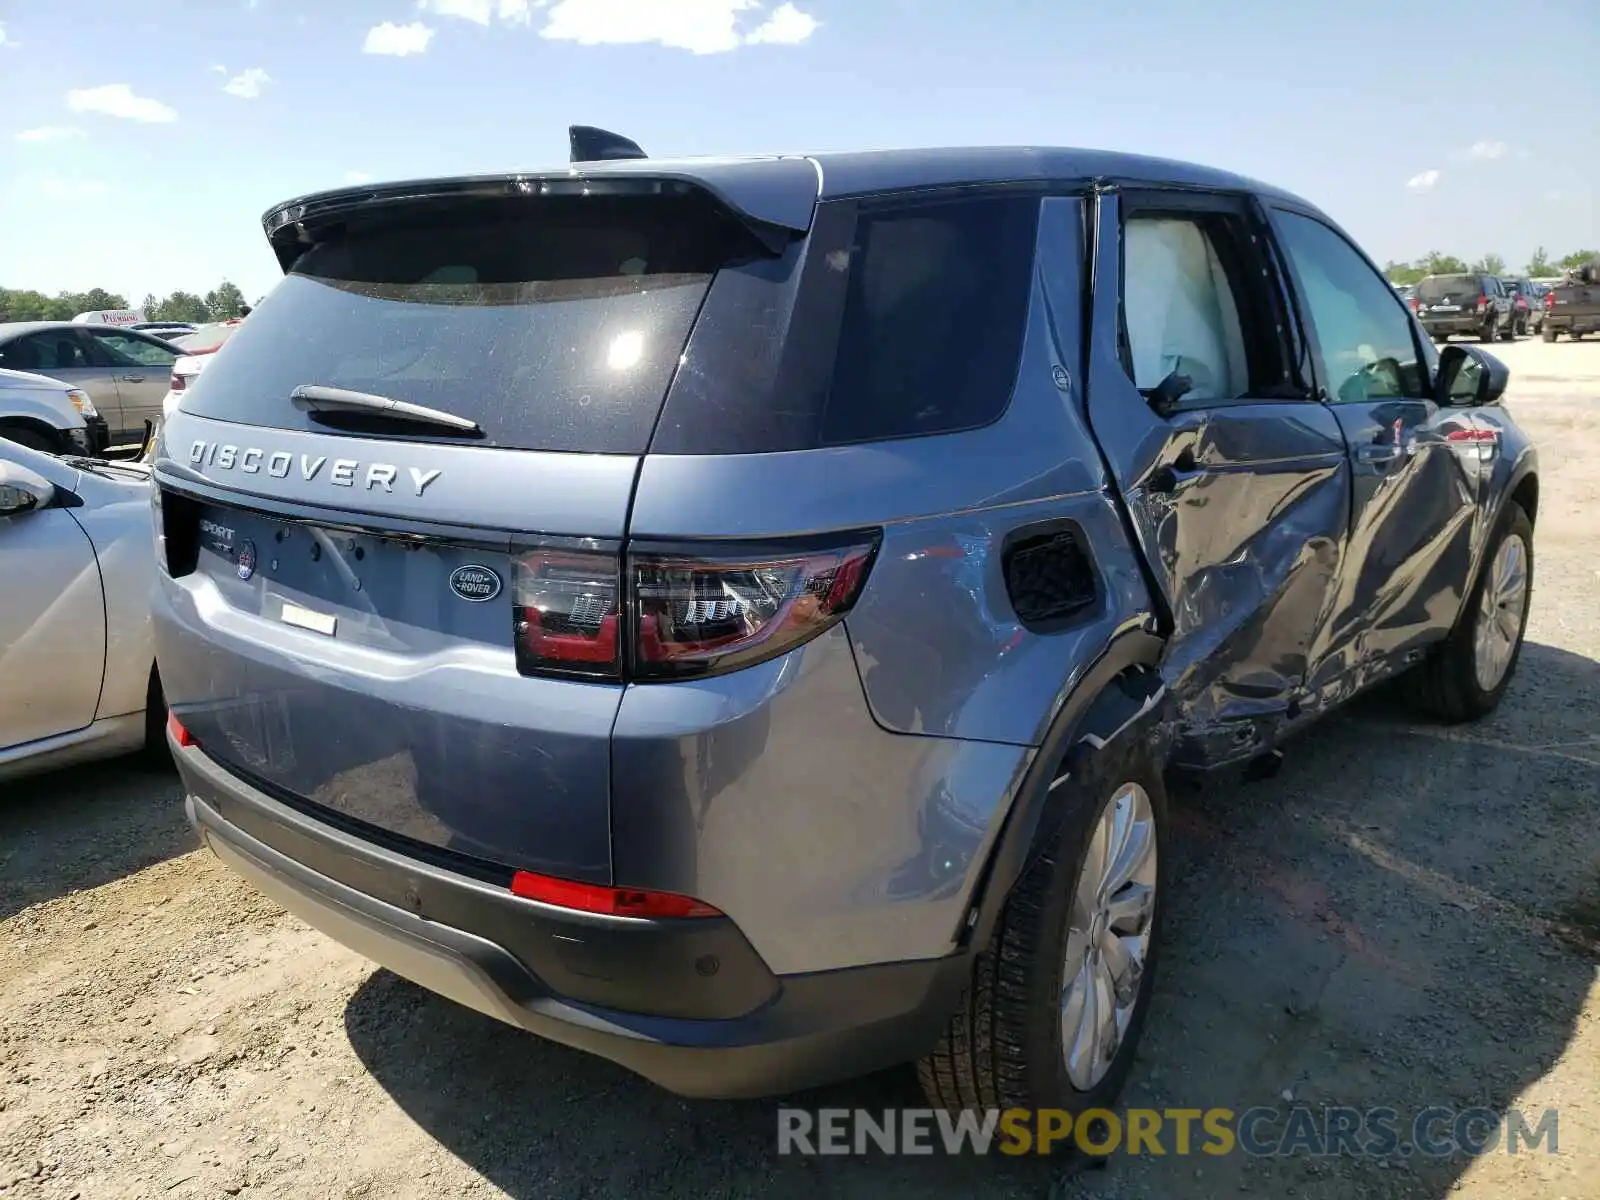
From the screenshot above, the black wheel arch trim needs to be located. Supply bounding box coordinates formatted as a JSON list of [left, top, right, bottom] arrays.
[[1449, 460, 1537, 637], [961, 626, 1166, 951]]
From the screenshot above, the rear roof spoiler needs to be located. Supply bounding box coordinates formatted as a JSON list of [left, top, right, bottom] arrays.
[[262, 155, 818, 272]]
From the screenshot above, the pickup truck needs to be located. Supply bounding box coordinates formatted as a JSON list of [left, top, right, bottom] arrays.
[[1542, 259, 1600, 341]]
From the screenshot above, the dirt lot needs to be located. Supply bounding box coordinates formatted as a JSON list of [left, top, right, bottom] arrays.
[[3, 339, 1597, 1200]]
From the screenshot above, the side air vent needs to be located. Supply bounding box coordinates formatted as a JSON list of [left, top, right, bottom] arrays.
[[1002, 524, 1098, 630]]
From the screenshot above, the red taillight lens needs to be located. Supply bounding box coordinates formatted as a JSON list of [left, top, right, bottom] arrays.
[[630, 535, 879, 680], [509, 870, 723, 918], [1476, 293, 1489, 312], [1545, 291, 1555, 310], [510, 533, 880, 682], [512, 542, 621, 680], [169, 373, 186, 392], [167, 712, 194, 747], [1410, 297, 1422, 315]]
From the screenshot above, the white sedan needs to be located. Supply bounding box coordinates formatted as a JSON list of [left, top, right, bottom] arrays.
[[0, 439, 166, 780]]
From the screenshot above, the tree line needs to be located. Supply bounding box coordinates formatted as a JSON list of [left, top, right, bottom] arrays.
[[0, 281, 253, 324], [1383, 248, 1598, 286]]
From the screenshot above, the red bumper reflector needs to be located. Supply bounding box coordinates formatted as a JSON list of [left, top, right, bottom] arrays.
[[509, 870, 723, 919], [167, 712, 195, 747]]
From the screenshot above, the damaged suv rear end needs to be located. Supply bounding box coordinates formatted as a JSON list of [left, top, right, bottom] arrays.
[[151, 149, 1160, 1103], [154, 139, 1537, 1117]]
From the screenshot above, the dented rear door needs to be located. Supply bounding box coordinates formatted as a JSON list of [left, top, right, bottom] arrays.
[[1082, 190, 1351, 761]]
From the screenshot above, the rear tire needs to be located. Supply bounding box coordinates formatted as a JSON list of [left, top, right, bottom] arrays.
[[1404, 503, 1532, 723], [918, 722, 1167, 1135], [1542, 325, 1557, 343]]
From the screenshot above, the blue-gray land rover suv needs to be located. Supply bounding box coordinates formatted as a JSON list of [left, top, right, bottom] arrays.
[[151, 133, 1537, 1118]]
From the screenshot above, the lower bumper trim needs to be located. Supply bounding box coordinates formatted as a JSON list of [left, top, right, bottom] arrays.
[[181, 744, 969, 1098]]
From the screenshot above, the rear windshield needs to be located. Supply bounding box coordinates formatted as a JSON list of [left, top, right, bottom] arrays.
[[1417, 275, 1480, 300], [180, 195, 763, 453]]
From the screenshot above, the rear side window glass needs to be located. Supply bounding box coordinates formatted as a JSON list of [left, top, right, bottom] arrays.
[[181, 195, 766, 453], [1122, 217, 1250, 401], [819, 197, 1037, 445]]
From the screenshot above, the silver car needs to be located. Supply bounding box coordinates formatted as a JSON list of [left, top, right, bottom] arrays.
[[0, 367, 110, 455], [0, 439, 166, 781], [0, 322, 182, 453]]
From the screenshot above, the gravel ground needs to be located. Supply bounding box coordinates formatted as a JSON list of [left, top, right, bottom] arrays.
[[2, 339, 1597, 1200]]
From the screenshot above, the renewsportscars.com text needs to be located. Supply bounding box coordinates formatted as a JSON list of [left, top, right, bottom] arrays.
[[776, 1106, 1561, 1158]]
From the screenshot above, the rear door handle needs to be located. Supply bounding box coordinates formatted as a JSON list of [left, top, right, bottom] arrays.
[[1357, 442, 1401, 465], [120, 374, 145, 383]]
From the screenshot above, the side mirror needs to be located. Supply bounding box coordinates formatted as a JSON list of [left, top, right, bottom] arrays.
[[1436, 344, 1508, 407], [0, 460, 57, 517]]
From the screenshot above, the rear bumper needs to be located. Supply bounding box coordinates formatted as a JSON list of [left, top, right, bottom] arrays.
[[176, 737, 968, 1098], [1421, 314, 1491, 335]]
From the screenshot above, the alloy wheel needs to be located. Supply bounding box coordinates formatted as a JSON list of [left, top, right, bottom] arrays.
[[1473, 533, 1529, 693], [1059, 782, 1159, 1091]]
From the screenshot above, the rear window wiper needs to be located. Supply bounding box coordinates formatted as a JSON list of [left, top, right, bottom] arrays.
[[290, 385, 483, 436]]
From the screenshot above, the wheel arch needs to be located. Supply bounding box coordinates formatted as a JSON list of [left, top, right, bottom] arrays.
[[0, 416, 67, 453], [961, 626, 1168, 952]]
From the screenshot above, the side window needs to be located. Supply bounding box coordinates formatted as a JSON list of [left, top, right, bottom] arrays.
[[1272, 211, 1427, 403], [819, 196, 1038, 445], [9, 332, 91, 371], [1120, 209, 1292, 406], [91, 330, 179, 368]]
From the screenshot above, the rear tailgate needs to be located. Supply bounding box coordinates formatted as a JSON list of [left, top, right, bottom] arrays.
[[153, 181, 801, 882]]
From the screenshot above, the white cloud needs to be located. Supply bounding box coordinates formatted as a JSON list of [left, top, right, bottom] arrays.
[[0, 22, 11, 47], [222, 67, 271, 98], [208, 63, 228, 75], [344, 170, 374, 183], [498, 0, 534, 22], [420, 0, 493, 22], [540, 0, 817, 54], [744, 2, 817, 44], [40, 177, 109, 199], [66, 83, 178, 123], [15, 125, 85, 144], [363, 21, 435, 55], [1406, 169, 1441, 192], [1468, 140, 1508, 160]]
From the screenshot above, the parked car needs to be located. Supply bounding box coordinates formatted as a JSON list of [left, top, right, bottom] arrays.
[[0, 367, 109, 455], [151, 135, 1538, 1123], [1414, 273, 1516, 342], [0, 439, 165, 781], [0, 322, 182, 453], [140, 320, 245, 462], [1500, 277, 1545, 337], [131, 321, 199, 341], [1541, 257, 1600, 341]]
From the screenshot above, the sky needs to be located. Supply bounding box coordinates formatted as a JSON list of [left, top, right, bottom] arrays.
[[1, 0, 1596, 305]]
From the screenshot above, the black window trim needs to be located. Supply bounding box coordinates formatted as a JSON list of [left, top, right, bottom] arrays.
[[1113, 187, 1310, 413], [1261, 203, 1435, 405]]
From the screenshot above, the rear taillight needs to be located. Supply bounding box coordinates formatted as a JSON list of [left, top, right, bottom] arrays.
[[1545, 291, 1555, 310], [1410, 296, 1422, 315], [169, 372, 186, 392], [631, 535, 878, 680], [510, 532, 880, 683], [167, 712, 195, 748], [512, 541, 622, 680], [1476, 293, 1489, 312], [509, 870, 723, 918]]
